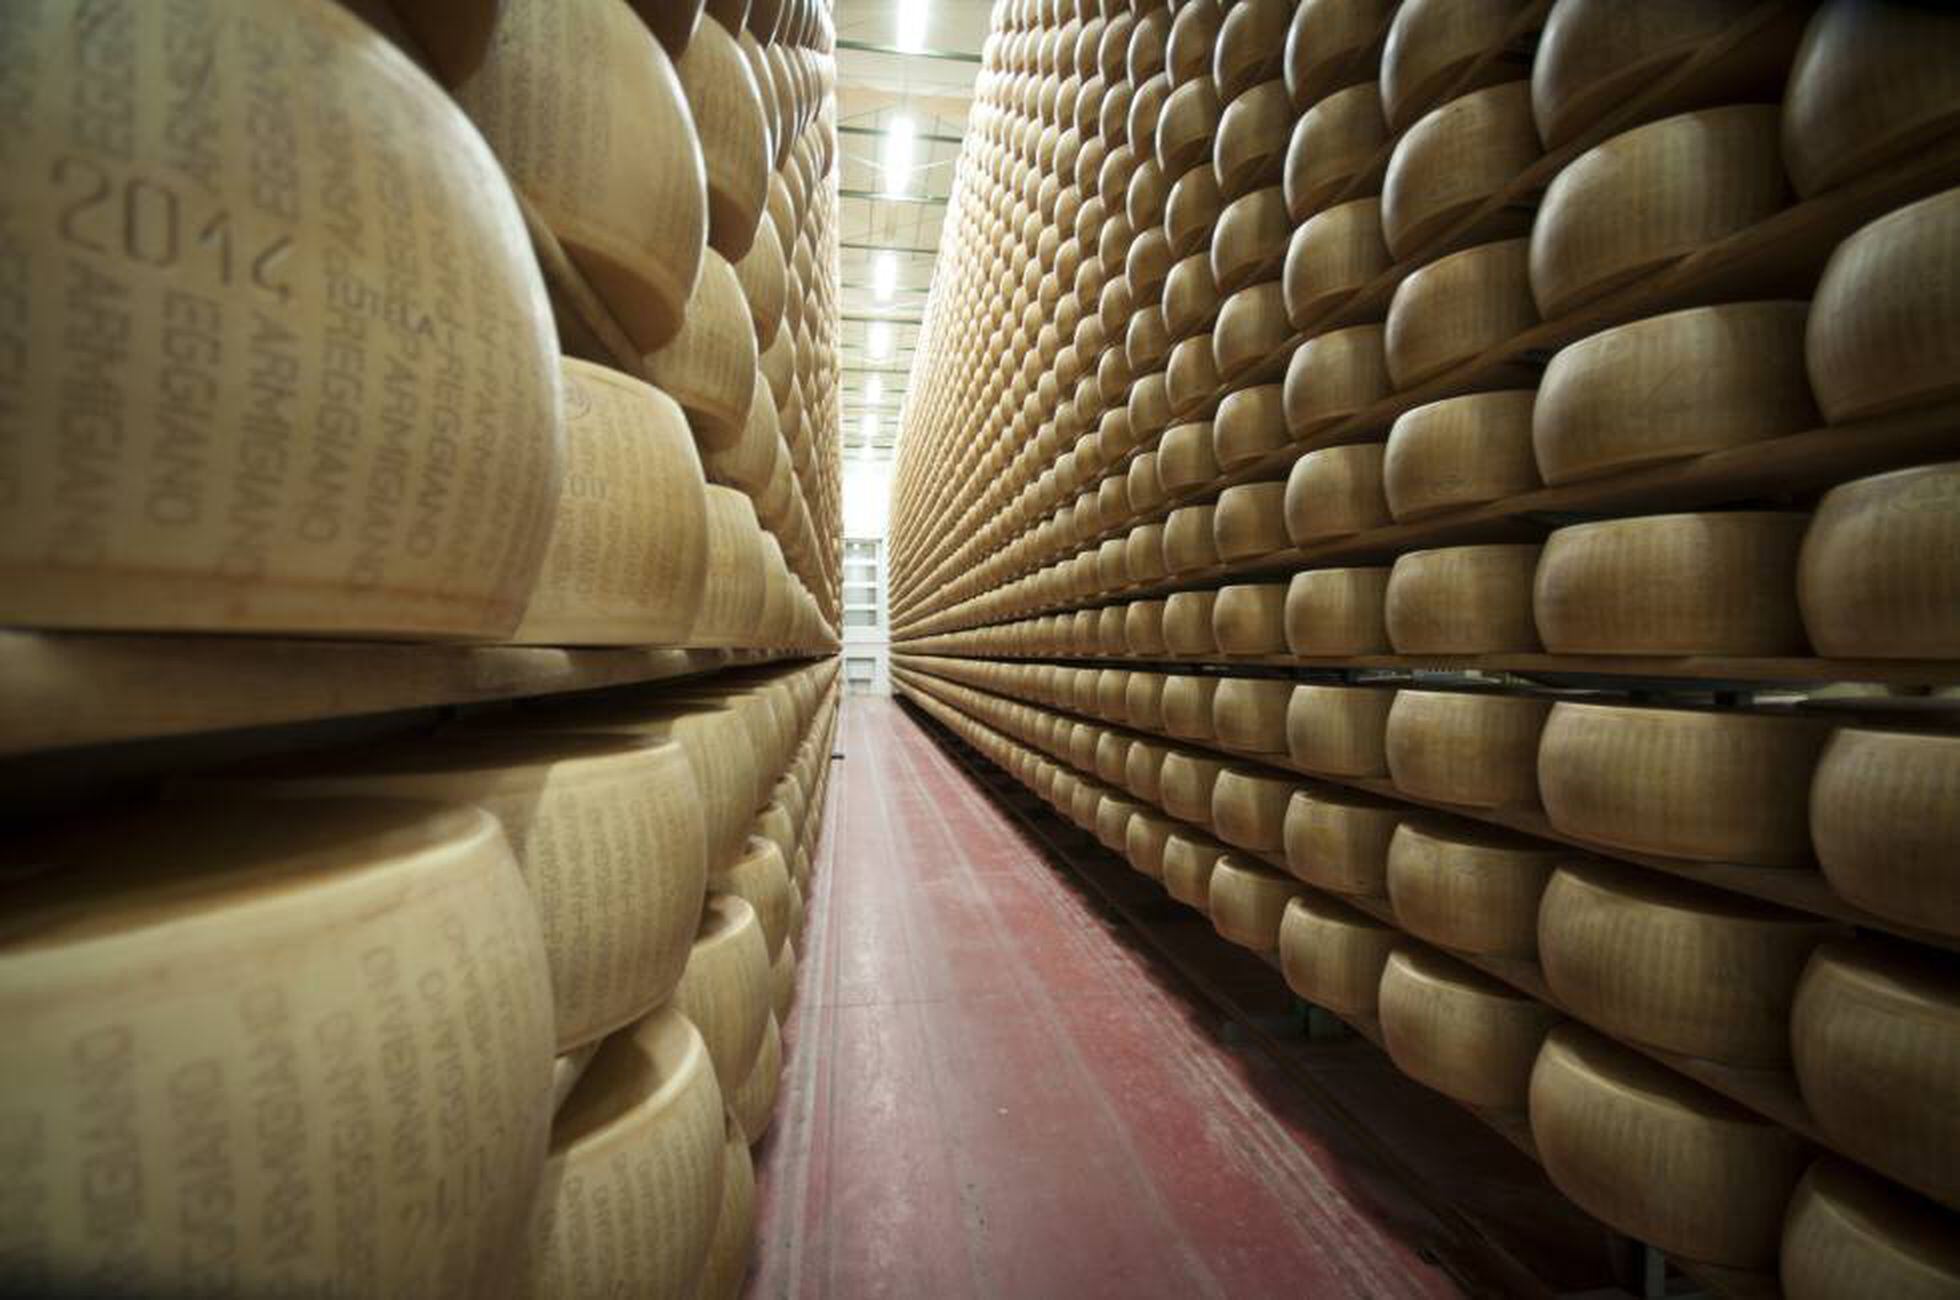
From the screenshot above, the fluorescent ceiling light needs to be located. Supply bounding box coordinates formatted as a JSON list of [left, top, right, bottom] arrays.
[[861, 412, 880, 443], [882, 115, 916, 196], [873, 251, 898, 303], [895, 0, 929, 52], [866, 374, 884, 405], [867, 319, 893, 359]]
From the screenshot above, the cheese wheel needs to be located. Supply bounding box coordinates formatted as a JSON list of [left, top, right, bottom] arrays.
[[1097, 670, 1136, 725], [1165, 252, 1221, 339], [1215, 283, 1293, 381], [1781, 1158, 1960, 1300], [0, 799, 556, 1296], [1098, 732, 1136, 790], [1284, 567, 1392, 655], [1126, 599, 1172, 656], [1812, 728, 1960, 939], [1097, 794, 1143, 851], [1384, 238, 1538, 390], [697, 1109, 760, 1300], [1285, 0, 1395, 110], [1127, 811, 1179, 878], [1530, 106, 1789, 320], [1278, 894, 1400, 1016], [1213, 188, 1292, 293], [1164, 589, 1221, 655], [1282, 684, 1391, 778], [1783, 2, 1960, 197], [1215, 481, 1292, 560], [1214, 676, 1295, 754], [1529, 1025, 1809, 1267], [1167, 333, 1223, 414], [649, 251, 760, 447], [1214, 385, 1291, 470], [711, 836, 795, 961], [1159, 421, 1223, 493], [1538, 702, 1832, 865], [1129, 451, 1169, 514], [1385, 820, 1557, 957], [1530, 0, 1795, 150], [1282, 326, 1393, 441], [1157, 76, 1222, 176], [1211, 858, 1311, 951], [1166, 162, 1224, 260], [1213, 768, 1300, 851], [1386, 689, 1551, 808], [456, 0, 707, 354], [1379, 0, 1532, 131], [1167, 1, 1223, 87], [1163, 832, 1229, 910], [1379, 946, 1559, 1112], [1382, 391, 1538, 521], [1283, 442, 1392, 544], [729, 1012, 783, 1144], [1213, 583, 1290, 655], [1284, 83, 1390, 222], [735, 215, 789, 346], [1098, 536, 1131, 591], [673, 895, 774, 1091], [1127, 678, 1171, 738], [1215, 80, 1293, 199], [1793, 942, 1960, 1210], [1800, 462, 1960, 658], [693, 487, 771, 647], [1381, 81, 1540, 260], [214, 733, 709, 1050], [1130, 371, 1175, 441], [678, 15, 770, 259], [1284, 197, 1392, 330], [1385, 543, 1542, 653], [1161, 749, 1230, 825], [1163, 675, 1222, 740], [1163, 504, 1222, 573], [1123, 735, 1174, 807], [1283, 786, 1401, 895], [1216, 0, 1292, 100], [1126, 227, 1175, 300], [1534, 302, 1817, 485], [0, 0, 565, 639], [1541, 859, 1840, 1066], [513, 361, 710, 646], [1127, 305, 1173, 373]]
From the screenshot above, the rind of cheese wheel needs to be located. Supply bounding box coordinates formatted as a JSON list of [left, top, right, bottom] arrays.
[[1214, 677, 1295, 754], [1125, 735, 1172, 802], [711, 836, 795, 961], [1534, 302, 1817, 485], [1215, 481, 1292, 560], [1812, 727, 1960, 939], [786, 878, 807, 951], [1792, 941, 1960, 1210], [522, 1007, 725, 1298], [1782, 1157, 1960, 1300], [215, 732, 709, 1051], [1284, 83, 1391, 222], [1284, 442, 1392, 544], [1126, 599, 1171, 656], [649, 248, 761, 445], [760, 326, 796, 407], [1097, 536, 1131, 591], [1157, 76, 1223, 176], [1097, 794, 1144, 852], [1130, 371, 1175, 442], [551, 1039, 604, 1115], [1126, 227, 1176, 302], [1783, 2, 1960, 196], [0, 0, 564, 639], [1381, 81, 1540, 260], [1539, 859, 1841, 1066], [1213, 768, 1300, 851], [1528, 1025, 1810, 1268], [1285, 567, 1392, 655], [1216, 80, 1293, 199], [1164, 590, 1221, 655], [1097, 671, 1135, 726], [0, 798, 556, 1297], [1284, 786, 1402, 895], [1215, 385, 1290, 470], [1214, 188, 1293, 293], [1099, 603, 1131, 655], [1385, 543, 1542, 653], [1162, 674, 1222, 740], [1167, 333, 1224, 414], [1386, 689, 1552, 809], [1534, 512, 1811, 655], [1127, 306, 1173, 374], [1211, 857, 1312, 951], [697, 1110, 760, 1300], [1161, 749, 1231, 825], [1283, 327, 1392, 441], [456, 0, 706, 353], [677, 15, 770, 259], [736, 214, 790, 346], [692, 487, 771, 647], [1216, 0, 1292, 99], [1285, 684, 1394, 777], [1159, 421, 1224, 493], [1213, 583, 1290, 655], [673, 895, 774, 1091], [1163, 504, 1222, 573], [513, 361, 710, 646], [1127, 811, 1179, 878], [1215, 283, 1293, 381], [1165, 253, 1221, 340], [1166, 166, 1225, 260], [1529, 106, 1789, 320], [1166, 0, 1223, 87], [1279, 894, 1401, 1016], [1285, 198, 1392, 331], [1383, 391, 1538, 521], [1384, 238, 1539, 390], [1537, 702, 1831, 865], [1379, 946, 1560, 1112], [1808, 192, 1960, 422], [770, 942, 798, 1021], [1163, 832, 1230, 910], [1384, 820, 1557, 956], [1379, 0, 1534, 132], [1285, 0, 1395, 110]]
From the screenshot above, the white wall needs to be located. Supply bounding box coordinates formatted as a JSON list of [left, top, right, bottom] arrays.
[[843, 458, 894, 539]]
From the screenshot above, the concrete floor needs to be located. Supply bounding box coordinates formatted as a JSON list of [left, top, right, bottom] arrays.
[[747, 697, 1600, 1300]]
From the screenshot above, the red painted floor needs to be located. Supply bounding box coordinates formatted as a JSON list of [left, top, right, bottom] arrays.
[[748, 697, 1489, 1300]]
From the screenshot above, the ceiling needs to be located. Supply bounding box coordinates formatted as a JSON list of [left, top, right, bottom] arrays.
[[831, 0, 990, 460]]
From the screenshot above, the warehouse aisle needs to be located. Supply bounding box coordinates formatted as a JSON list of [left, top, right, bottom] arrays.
[[748, 697, 1464, 1300]]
